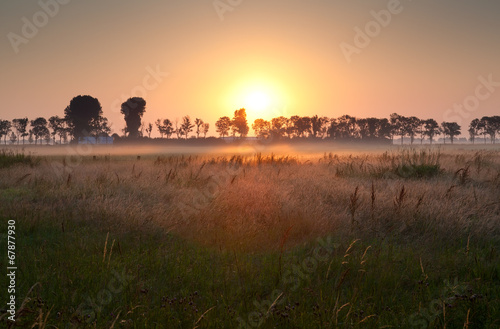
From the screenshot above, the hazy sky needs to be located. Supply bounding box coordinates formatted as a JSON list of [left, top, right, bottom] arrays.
[[1, 0, 499, 136]]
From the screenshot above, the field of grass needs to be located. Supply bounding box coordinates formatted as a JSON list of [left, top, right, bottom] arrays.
[[0, 144, 499, 328]]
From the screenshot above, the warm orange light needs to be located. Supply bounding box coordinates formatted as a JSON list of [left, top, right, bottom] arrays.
[[245, 91, 271, 115]]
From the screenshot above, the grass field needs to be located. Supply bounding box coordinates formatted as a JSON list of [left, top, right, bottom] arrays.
[[0, 144, 499, 328]]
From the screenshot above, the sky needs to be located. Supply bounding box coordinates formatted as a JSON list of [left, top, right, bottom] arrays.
[[1, 0, 500, 137]]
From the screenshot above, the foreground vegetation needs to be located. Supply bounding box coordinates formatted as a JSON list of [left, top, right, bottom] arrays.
[[0, 145, 499, 328]]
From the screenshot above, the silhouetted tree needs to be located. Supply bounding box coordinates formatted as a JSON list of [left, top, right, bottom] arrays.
[[468, 118, 482, 144], [252, 119, 271, 139], [89, 116, 111, 142], [441, 122, 461, 144], [296, 116, 312, 137], [481, 116, 500, 143], [145, 123, 153, 138], [30, 117, 49, 145], [9, 132, 17, 144], [195, 118, 204, 138], [407, 116, 421, 144], [215, 116, 231, 138], [215, 117, 231, 138], [120, 97, 146, 138], [180, 116, 194, 139], [64, 95, 103, 141], [156, 119, 174, 139], [417, 119, 426, 144], [310, 115, 328, 138], [376, 118, 393, 140], [271, 116, 288, 139], [390, 113, 409, 145], [48, 116, 65, 144], [232, 108, 249, 137], [423, 119, 440, 144], [335, 115, 357, 139], [202, 123, 209, 138], [174, 119, 182, 139], [12, 118, 28, 145], [0, 120, 11, 144]]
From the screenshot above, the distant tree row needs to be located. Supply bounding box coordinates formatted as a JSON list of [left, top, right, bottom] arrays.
[[242, 113, 500, 144], [1, 94, 498, 144]]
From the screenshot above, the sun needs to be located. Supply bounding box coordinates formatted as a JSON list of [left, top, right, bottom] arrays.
[[245, 91, 271, 115]]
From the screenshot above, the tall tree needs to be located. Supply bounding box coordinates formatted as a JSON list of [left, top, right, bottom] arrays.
[[232, 108, 249, 137], [120, 97, 146, 138], [390, 113, 410, 145], [48, 116, 65, 144], [180, 116, 194, 139], [174, 119, 183, 139], [423, 119, 441, 144], [468, 118, 482, 144], [12, 118, 28, 145], [0, 120, 12, 145], [64, 95, 103, 141], [441, 122, 461, 144], [155, 119, 165, 138], [407, 116, 421, 145], [202, 123, 209, 138], [145, 123, 153, 138], [215, 116, 231, 138], [30, 117, 49, 145], [194, 118, 204, 138]]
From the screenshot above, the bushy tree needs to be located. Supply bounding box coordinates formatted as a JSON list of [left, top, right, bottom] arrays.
[[232, 108, 249, 137], [30, 117, 49, 145], [120, 97, 146, 138], [252, 119, 271, 139], [441, 122, 461, 144], [423, 119, 441, 144], [12, 118, 28, 145], [215, 116, 231, 138], [64, 95, 103, 141], [0, 120, 12, 144]]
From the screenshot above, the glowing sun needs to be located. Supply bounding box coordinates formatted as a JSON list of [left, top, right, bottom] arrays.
[[245, 91, 271, 115]]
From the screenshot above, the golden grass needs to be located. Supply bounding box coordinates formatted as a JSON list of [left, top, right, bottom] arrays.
[[1, 146, 499, 251]]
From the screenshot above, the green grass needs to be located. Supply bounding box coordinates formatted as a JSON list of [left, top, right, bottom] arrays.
[[1, 211, 499, 328], [0, 149, 39, 169]]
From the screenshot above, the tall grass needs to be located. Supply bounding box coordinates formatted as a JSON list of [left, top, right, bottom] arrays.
[[0, 149, 39, 168], [0, 147, 499, 327]]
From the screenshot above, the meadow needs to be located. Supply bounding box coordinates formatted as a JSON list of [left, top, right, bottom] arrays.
[[0, 144, 499, 328]]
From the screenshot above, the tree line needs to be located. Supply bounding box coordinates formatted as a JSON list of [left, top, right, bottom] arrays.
[[225, 113, 500, 144], [0, 94, 499, 144]]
